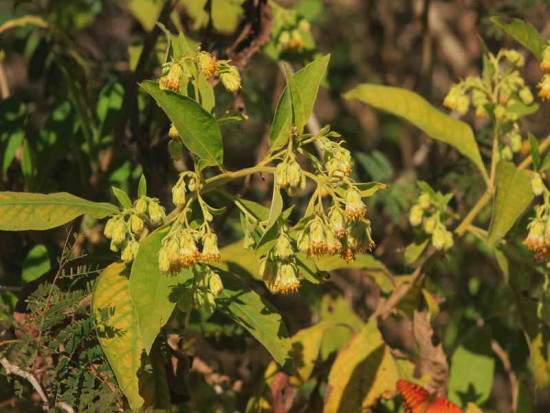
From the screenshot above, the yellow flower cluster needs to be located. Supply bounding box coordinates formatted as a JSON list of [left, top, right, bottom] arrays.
[[159, 230, 220, 274], [539, 45, 550, 100], [409, 192, 453, 251]]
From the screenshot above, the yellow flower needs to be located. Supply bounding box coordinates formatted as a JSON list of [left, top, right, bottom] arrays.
[[344, 187, 367, 220], [159, 63, 183, 92], [197, 51, 218, 78], [541, 46, 550, 73], [200, 233, 221, 262], [538, 75, 550, 101], [220, 65, 241, 92], [267, 262, 300, 294]]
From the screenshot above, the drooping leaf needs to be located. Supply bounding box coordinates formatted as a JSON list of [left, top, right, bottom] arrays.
[[22, 245, 50, 283], [491, 17, 544, 60], [324, 319, 398, 412], [344, 84, 487, 179], [93, 262, 170, 411], [216, 270, 292, 369], [487, 161, 534, 246], [270, 55, 330, 150], [130, 229, 194, 354], [0, 192, 118, 231], [140, 81, 223, 169], [448, 326, 495, 406]]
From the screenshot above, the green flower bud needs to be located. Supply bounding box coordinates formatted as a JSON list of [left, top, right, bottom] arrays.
[[168, 138, 185, 161], [220, 65, 241, 92], [208, 271, 224, 296], [172, 181, 186, 207], [168, 123, 179, 139], [328, 207, 346, 239], [201, 233, 220, 262], [409, 205, 424, 227], [503, 50, 524, 67], [531, 173, 545, 196], [519, 87, 533, 105], [432, 226, 446, 250], [344, 187, 367, 220], [130, 214, 144, 235], [134, 198, 148, 215], [443, 231, 454, 250], [147, 200, 166, 226], [509, 131, 522, 153], [456, 95, 469, 115], [204, 291, 217, 313], [121, 240, 139, 263], [423, 215, 437, 234], [111, 218, 127, 244], [275, 234, 294, 260], [418, 193, 431, 209], [104, 217, 116, 239], [500, 146, 513, 161]]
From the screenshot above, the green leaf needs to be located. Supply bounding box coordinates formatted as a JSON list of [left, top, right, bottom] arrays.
[[541, 153, 550, 172], [529, 133, 541, 171], [140, 81, 223, 169], [2, 130, 23, 176], [270, 55, 330, 150], [112, 187, 133, 209], [448, 326, 495, 405], [324, 319, 398, 412], [137, 175, 147, 198], [490, 17, 544, 60], [93, 262, 170, 411], [197, 73, 215, 113], [353, 182, 388, 197], [344, 84, 487, 180], [0, 192, 118, 231], [22, 245, 50, 283], [130, 229, 194, 354], [256, 185, 284, 255], [404, 237, 430, 264], [217, 270, 292, 368], [487, 161, 534, 246], [284, 64, 306, 133]]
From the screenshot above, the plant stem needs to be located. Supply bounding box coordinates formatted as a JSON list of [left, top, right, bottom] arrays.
[[454, 191, 493, 236], [519, 134, 550, 170]]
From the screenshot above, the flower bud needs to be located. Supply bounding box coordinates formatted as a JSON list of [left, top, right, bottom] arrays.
[[111, 218, 127, 244], [220, 65, 241, 92], [298, 19, 310, 32], [275, 234, 294, 260], [531, 173, 545, 196], [121, 240, 139, 263], [204, 291, 217, 313], [519, 87, 533, 105], [432, 226, 446, 250], [326, 147, 352, 179], [541, 46, 550, 73], [538, 74, 550, 101], [267, 262, 300, 294], [147, 200, 166, 226], [503, 50, 524, 67], [197, 51, 218, 78], [443, 231, 454, 250], [159, 63, 183, 92], [130, 214, 144, 235], [409, 205, 424, 227], [201, 233, 221, 262], [134, 198, 148, 215], [423, 215, 437, 234], [172, 181, 186, 207], [168, 123, 179, 139], [208, 271, 224, 296], [418, 193, 431, 209], [509, 131, 522, 153], [344, 188, 367, 220], [168, 139, 185, 161], [193, 290, 204, 308], [260, 257, 278, 284], [456, 95, 469, 115], [243, 230, 255, 250], [104, 217, 116, 239], [328, 207, 346, 239], [500, 146, 513, 161]]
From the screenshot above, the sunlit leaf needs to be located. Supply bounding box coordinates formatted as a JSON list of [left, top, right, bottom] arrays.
[[0, 192, 118, 231], [141, 81, 223, 169], [270, 55, 330, 150], [491, 17, 544, 60], [130, 229, 193, 354], [324, 319, 398, 412], [344, 84, 487, 179], [448, 326, 495, 406], [487, 161, 534, 246]]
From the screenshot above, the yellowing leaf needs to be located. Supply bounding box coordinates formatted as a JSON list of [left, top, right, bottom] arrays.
[[465, 402, 485, 413], [344, 84, 487, 180], [324, 319, 398, 413], [530, 331, 549, 387], [0, 192, 118, 231], [487, 161, 534, 246]]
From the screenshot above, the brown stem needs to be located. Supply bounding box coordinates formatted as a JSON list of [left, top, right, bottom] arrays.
[[0, 357, 49, 410]]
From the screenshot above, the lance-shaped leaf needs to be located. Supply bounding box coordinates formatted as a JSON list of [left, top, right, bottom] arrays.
[[270, 54, 330, 150], [140, 81, 223, 169], [324, 319, 398, 412], [216, 270, 293, 369], [491, 17, 544, 60], [93, 262, 170, 411], [487, 161, 534, 246], [344, 84, 487, 180], [0, 192, 118, 231], [130, 229, 193, 354]]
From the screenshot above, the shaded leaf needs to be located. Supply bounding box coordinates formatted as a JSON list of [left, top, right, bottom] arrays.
[[217, 270, 292, 369], [137, 175, 147, 198], [22, 245, 50, 283], [344, 84, 487, 179], [487, 161, 534, 246], [141, 81, 223, 169], [112, 187, 132, 209], [0, 192, 118, 231], [491, 17, 544, 60], [404, 237, 430, 264], [528, 133, 541, 171]]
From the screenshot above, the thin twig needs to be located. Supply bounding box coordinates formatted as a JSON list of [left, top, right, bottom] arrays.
[[0, 357, 49, 410], [491, 340, 518, 411]]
